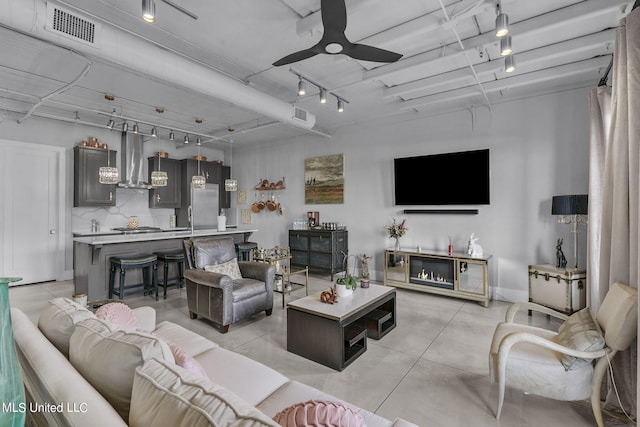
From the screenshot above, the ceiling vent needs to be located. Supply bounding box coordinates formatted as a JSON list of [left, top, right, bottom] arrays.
[[293, 106, 308, 122], [45, 4, 100, 47]]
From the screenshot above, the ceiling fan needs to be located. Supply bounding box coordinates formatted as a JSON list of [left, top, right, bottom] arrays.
[[272, 0, 403, 66]]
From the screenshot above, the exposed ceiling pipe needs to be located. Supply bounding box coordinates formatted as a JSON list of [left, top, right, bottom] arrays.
[[436, 0, 492, 111], [0, 0, 316, 131]]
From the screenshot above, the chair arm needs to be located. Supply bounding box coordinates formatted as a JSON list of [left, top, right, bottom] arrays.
[[505, 301, 569, 323], [184, 269, 233, 290], [498, 331, 607, 362], [132, 306, 156, 332], [238, 261, 275, 281]]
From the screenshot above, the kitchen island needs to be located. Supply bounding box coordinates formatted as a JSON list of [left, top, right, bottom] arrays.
[[74, 228, 257, 300]]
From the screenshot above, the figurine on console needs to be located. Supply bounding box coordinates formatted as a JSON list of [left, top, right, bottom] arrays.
[[556, 238, 567, 268], [467, 233, 483, 257]]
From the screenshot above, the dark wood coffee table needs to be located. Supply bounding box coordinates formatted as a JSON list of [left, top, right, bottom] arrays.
[[287, 284, 396, 371]]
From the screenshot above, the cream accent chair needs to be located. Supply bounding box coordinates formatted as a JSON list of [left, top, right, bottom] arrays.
[[489, 282, 638, 427]]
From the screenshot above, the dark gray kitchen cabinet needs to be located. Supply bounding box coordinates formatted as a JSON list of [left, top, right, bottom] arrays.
[[289, 229, 348, 281], [148, 157, 181, 208], [74, 146, 116, 207]]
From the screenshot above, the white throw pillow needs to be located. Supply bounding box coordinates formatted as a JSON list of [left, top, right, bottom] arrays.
[[204, 258, 243, 280], [557, 307, 605, 370], [130, 358, 280, 427], [69, 318, 174, 421], [38, 297, 95, 357]]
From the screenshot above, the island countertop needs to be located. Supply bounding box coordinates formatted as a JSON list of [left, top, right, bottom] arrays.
[[74, 228, 257, 300], [73, 228, 258, 246]]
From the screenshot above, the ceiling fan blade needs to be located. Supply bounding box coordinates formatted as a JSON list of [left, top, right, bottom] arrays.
[[272, 49, 319, 66], [321, 0, 347, 36], [344, 44, 403, 63]]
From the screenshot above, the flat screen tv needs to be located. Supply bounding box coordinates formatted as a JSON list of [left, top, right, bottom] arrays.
[[394, 149, 490, 205]]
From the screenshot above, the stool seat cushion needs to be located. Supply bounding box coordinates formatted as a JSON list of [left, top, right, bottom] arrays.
[[154, 249, 185, 261], [111, 254, 158, 267]]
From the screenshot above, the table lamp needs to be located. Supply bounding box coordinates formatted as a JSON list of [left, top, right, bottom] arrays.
[[552, 194, 588, 269]]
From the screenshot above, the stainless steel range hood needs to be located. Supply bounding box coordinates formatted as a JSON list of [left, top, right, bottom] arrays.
[[118, 131, 153, 189]]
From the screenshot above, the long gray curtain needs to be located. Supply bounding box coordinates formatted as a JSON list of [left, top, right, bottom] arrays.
[[588, 6, 640, 417]]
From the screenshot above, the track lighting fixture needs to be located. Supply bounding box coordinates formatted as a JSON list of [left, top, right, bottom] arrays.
[[337, 99, 344, 113], [495, 4, 509, 37], [184, 134, 190, 144], [142, 0, 156, 23], [151, 126, 157, 137], [196, 137, 202, 146], [169, 131, 175, 141], [122, 122, 128, 132], [297, 78, 307, 96], [133, 123, 139, 134], [319, 88, 327, 104], [504, 55, 516, 73], [107, 119, 115, 129], [500, 36, 512, 56]]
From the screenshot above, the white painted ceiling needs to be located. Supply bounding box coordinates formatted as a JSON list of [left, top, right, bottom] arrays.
[[0, 0, 634, 147]]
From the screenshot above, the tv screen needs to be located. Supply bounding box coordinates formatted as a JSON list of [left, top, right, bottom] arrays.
[[394, 149, 490, 205]]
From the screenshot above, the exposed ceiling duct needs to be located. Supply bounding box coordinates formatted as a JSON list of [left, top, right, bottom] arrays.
[[0, 0, 316, 131]]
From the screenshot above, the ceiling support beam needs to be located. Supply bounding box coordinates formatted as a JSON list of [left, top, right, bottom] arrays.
[[399, 56, 611, 111], [363, 0, 629, 82], [383, 29, 616, 99]]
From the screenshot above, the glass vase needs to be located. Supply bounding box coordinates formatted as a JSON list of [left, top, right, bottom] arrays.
[[394, 238, 400, 251], [0, 278, 26, 427]]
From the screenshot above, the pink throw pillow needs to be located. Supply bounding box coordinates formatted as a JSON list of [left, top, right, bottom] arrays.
[[168, 342, 209, 380], [95, 302, 140, 330], [273, 400, 366, 427]]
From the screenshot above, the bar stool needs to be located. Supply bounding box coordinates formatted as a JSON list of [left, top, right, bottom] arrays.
[[235, 242, 258, 261], [109, 254, 158, 301], [153, 248, 185, 299]]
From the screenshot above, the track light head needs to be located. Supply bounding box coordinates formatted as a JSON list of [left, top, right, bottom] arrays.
[[169, 131, 175, 141], [500, 36, 512, 56], [151, 126, 157, 137], [337, 99, 344, 113], [133, 123, 139, 134], [196, 137, 202, 146], [122, 122, 128, 132], [505, 55, 516, 73], [495, 12, 509, 37], [184, 134, 190, 144], [319, 88, 327, 104], [142, 0, 156, 23], [297, 78, 307, 96], [107, 119, 115, 129]]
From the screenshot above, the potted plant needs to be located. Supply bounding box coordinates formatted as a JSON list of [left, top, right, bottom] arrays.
[[335, 252, 358, 297]]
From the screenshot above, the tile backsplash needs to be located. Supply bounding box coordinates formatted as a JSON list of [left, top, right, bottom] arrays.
[[73, 187, 175, 233]]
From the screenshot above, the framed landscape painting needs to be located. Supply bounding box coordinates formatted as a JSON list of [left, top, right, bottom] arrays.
[[304, 154, 344, 204]]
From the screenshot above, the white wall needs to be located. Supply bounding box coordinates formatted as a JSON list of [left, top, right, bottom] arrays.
[[232, 88, 591, 302], [0, 86, 591, 301]]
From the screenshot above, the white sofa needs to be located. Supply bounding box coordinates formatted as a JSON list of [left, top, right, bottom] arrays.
[[11, 298, 418, 427]]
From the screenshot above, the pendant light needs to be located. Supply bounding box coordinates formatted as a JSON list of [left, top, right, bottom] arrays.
[[224, 139, 238, 192], [495, 4, 509, 37], [504, 55, 516, 73], [150, 109, 167, 187], [142, 0, 156, 23], [499, 36, 512, 56], [99, 149, 119, 184], [192, 139, 206, 189]]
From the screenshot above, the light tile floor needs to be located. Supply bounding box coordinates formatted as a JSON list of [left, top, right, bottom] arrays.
[[8, 277, 634, 426]]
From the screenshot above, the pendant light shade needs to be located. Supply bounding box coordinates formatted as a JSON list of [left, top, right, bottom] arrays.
[[504, 55, 516, 73], [142, 0, 156, 23], [225, 138, 237, 191], [151, 170, 168, 186], [495, 12, 509, 37], [192, 144, 206, 189], [500, 36, 512, 56], [99, 149, 119, 184]]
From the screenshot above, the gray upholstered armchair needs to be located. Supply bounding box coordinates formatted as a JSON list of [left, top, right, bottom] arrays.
[[183, 237, 274, 333]]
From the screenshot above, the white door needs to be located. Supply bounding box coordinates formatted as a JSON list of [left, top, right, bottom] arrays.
[[1, 141, 59, 284]]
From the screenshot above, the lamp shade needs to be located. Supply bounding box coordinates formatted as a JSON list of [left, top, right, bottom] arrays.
[[551, 194, 588, 215]]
